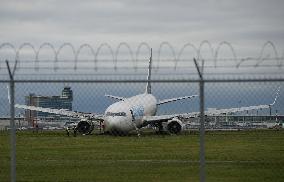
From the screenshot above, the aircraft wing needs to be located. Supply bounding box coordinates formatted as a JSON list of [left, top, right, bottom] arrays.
[[143, 103, 271, 124], [203, 87, 280, 116], [203, 104, 270, 116], [15, 104, 104, 120], [143, 87, 280, 123]]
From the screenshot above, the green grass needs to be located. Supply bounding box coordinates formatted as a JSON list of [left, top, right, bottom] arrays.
[[0, 130, 283, 182]]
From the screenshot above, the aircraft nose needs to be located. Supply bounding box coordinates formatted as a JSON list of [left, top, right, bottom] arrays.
[[104, 116, 133, 132], [104, 117, 121, 130]]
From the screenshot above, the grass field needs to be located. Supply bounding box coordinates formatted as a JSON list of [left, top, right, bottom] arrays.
[[0, 129, 283, 182]]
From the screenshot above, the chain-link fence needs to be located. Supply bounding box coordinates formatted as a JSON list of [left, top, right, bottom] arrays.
[[0, 42, 283, 182]]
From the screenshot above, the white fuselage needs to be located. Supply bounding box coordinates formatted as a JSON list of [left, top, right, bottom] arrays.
[[104, 93, 157, 133]]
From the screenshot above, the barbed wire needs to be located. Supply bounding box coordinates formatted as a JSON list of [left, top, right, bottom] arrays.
[[0, 41, 283, 72]]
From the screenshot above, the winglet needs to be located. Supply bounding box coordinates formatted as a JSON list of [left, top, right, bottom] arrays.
[[270, 86, 280, 106]]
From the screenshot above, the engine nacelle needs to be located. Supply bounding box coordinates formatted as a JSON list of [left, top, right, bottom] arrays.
[[76, 119, 94, 135], [166, 117, 183, 134]]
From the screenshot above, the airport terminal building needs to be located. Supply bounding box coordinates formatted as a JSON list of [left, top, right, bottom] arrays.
[[25, 86, 73, 126]]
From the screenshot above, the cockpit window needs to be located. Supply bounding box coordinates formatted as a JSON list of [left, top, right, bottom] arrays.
[[106, 112, 126, 117]]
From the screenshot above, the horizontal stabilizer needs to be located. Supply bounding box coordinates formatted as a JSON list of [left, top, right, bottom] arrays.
[[105, 94, 125, 101], [157, 95, 198, 105]]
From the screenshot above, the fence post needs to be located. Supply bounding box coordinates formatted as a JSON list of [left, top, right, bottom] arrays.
[[193, 58, 206, 182], [6, 60, 17, 182]]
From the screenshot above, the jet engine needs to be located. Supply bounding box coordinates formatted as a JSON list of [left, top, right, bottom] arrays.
[[166, 117, 183, 134], [76, 119, 94, 135]]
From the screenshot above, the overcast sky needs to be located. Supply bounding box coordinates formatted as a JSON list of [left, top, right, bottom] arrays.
[[0, 1, 284, 115], [0, 0, 284, 60], [1, 0, 284, 45]]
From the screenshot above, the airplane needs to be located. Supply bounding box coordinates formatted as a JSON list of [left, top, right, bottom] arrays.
[[12, 49, 280, 136]]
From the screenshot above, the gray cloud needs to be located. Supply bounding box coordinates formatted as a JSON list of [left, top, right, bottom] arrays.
[[0, 0, 283, 56]]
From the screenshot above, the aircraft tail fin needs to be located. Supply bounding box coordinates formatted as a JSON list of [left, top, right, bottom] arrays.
[[145, 48, 152, 94], [7, 85, 11, 104]]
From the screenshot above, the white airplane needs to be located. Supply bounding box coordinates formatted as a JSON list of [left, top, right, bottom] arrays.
[[13, 50, 280, 136]]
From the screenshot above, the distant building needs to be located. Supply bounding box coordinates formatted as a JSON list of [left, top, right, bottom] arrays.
[[25, 86, 73, 126]]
